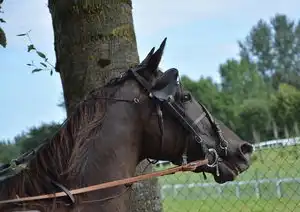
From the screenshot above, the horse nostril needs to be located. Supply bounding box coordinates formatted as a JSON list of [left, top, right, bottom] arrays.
[[240, 142, 253, 156]]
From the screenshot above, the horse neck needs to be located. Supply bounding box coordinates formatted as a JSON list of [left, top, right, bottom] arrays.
[[0, 83, 144, 212], [69, 99, 142, 211]]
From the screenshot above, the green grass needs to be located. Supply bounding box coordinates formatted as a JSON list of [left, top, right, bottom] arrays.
[[163, 197, 300, 212], [156, 145, 300, 211], [161, 180, 300, 199]]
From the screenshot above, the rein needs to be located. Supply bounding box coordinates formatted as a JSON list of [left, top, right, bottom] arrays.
[[0, 159, 208, 205]]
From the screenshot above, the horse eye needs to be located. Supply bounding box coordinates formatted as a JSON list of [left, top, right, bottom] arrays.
[[182, 93, 192, 102]]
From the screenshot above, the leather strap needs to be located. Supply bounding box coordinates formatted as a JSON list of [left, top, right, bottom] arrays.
[[0, 159, 208, 205]]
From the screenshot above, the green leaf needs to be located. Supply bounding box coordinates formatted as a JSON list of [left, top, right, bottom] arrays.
[[0, 18, 5, 23], [50, 70, 53, 76], [40, 62, 47, 67], [36, 51, 46, 59], [26, 63, 32, 66], [0, 26, 6, 47], [27, 44, 35, 52], [16, 33, 26, 37], [32, 68, 42, 73]]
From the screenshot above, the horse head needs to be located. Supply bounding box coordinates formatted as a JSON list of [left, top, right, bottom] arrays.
[[134, 38, 253, 183]]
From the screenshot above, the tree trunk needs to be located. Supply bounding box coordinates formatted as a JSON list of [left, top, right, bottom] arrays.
[[294, 121, 299, 136], [284, 124, 289, 138], [48, 1, 162, 211], [252, 124, 264, 163], [271, 119, 279, 139]]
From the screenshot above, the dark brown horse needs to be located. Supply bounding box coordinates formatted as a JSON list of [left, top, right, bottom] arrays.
[[0, 39, 253, 212]]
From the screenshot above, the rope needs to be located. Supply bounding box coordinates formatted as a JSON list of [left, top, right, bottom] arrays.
[[0, 159, 208, 205]]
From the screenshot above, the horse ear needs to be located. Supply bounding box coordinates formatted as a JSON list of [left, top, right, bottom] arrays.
[[139, 47, 155, 67], [136, 38, 167, 78], [147, 37, 167, 70]]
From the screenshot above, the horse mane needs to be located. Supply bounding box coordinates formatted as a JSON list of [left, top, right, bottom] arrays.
[[0, 79, 123, 200]]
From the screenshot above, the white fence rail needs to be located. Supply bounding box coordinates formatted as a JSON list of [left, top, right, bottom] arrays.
[[161, 177, 300, 200]]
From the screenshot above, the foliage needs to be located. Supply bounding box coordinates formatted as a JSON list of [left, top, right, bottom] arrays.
[[15, 122, 61, 154], [0, 122, 61, 163], [179, 14, 300, 142], [238, 13, 300, 89], [238, 98, 271, 141], [269, 83, 300, 137], [219, 58, 268, 102], [0, 140, 19, 163], [17, 31, 55, 75], [57, 92, 66, 110], [270, 84, 300, 123], [181, 75, 221, 113], [0, 0, 6, 47]]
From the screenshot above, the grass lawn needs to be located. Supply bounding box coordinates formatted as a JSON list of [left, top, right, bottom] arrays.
[[155, 145, 300, 211], [156, 145, 300, 185], [163, 197, 300, 212]]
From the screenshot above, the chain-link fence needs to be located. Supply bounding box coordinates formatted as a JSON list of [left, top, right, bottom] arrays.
[[154, 137, 300, 212]]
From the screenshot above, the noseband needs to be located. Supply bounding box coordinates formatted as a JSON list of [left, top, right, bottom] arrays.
[[160, 90, 228, 176]]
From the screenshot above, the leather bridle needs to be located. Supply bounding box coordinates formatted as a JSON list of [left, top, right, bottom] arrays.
[[126, 67, 229, 176]]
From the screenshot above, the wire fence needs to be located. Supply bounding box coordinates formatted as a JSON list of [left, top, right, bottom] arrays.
[[155, 137, 300, 212]]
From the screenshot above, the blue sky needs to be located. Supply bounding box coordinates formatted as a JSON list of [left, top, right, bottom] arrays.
[[0, 0, 299, 141]]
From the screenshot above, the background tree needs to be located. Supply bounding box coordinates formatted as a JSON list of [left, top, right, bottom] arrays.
[[0, 140, 19, 163], [238, 98, 271, 143], [218, 58, 269, 133], [238, 13, 300, 89], [0, 123, 61, 164], [270, 84, 300, 138], [47, 0, 162, 211], [219, 58, 268, 103], [181, 75, 236, 131], [238, 98, 271, 162], [181, 75, 221, 113], [14, 122, 61, 153]]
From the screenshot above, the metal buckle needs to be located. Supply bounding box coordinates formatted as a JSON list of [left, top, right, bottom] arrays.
[[219, 140, 228, 156], [182, 154, 188, 165], [205, 148, 220, 176], [133, 98, 140, 104], [167, 95, 174, 102]]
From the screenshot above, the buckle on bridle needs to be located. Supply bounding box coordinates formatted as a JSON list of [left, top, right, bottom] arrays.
[[220, 140, 228, 156], [205, 148, 220, 176], [182, 154, 188, 165]]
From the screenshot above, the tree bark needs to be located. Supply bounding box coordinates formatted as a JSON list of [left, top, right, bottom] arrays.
[[271, 119, 279, 139], [294, 121, 299, 136], [48, 1, 162, 211], [252, 124, 264, 163], [284, 124, 289, 138]]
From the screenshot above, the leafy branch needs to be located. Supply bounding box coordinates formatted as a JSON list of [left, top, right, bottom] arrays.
[[17, 30, 55, 75]]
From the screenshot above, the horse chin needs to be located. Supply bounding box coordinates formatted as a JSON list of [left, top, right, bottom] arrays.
[[193, 162, 238, 184], [213, 162, 238, 184]]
